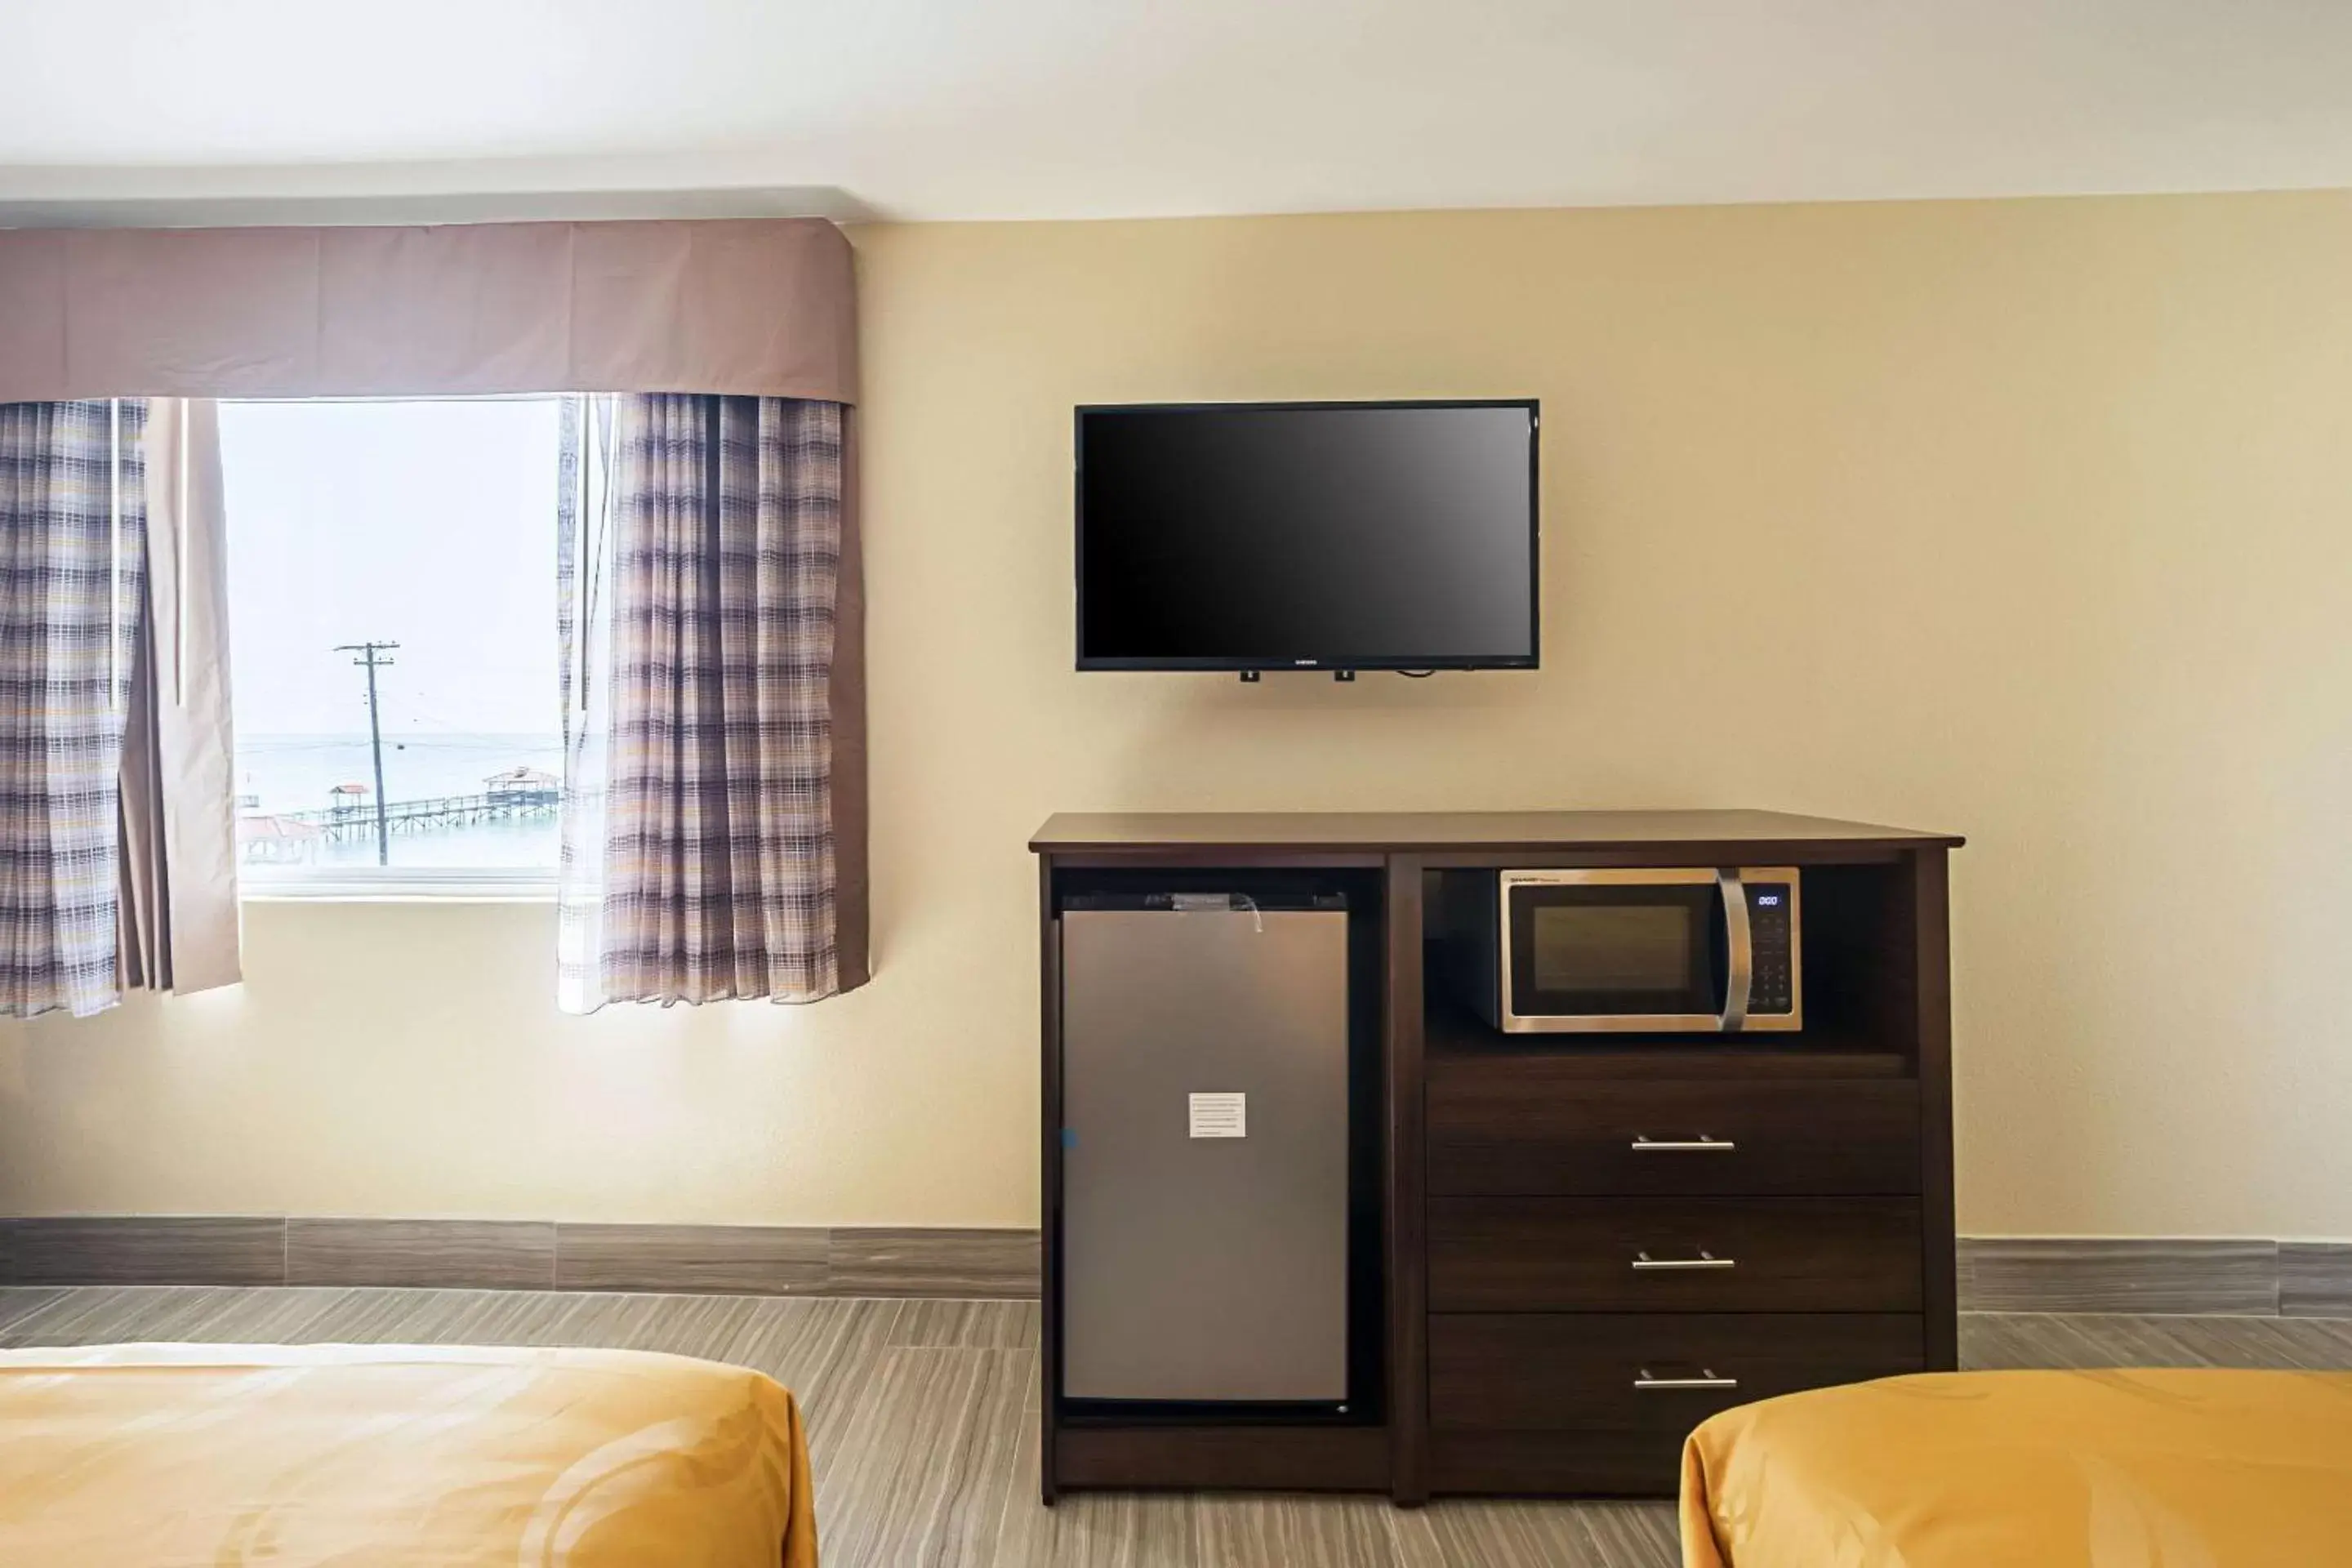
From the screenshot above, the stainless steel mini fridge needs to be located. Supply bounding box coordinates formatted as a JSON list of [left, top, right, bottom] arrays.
[[1059, 892, 1352, 1405]]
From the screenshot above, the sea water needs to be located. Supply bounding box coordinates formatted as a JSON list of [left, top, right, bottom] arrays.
[[238, 732, 564, 870]]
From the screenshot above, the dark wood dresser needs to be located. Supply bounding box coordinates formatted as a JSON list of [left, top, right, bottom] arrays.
[[1033, 809, 1961, 1504]]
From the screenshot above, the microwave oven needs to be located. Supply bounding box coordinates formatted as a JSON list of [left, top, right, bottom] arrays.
[[1446, 867, 1801, 1034]]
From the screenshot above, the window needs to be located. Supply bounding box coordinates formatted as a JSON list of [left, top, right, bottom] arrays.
[[224, 398, 564, 897]]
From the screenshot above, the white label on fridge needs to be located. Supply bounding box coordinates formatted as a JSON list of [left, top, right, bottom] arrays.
[[1188, 1092, 1246, 1138]]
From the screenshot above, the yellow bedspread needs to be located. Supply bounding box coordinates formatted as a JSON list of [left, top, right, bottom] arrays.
[[1681, 1368, 2352, 1567], [0, 1341, 816, 1567]]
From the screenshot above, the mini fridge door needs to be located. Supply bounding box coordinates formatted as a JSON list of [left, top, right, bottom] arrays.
[[1059, 899, 1351, 1405]]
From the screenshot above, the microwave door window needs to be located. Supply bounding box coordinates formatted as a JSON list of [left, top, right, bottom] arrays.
[[1532, 905, 1690, 993], [1510, 888, 1719, 1018]]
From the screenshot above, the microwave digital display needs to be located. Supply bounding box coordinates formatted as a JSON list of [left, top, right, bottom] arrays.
[[1530, 905, 1694, 996]]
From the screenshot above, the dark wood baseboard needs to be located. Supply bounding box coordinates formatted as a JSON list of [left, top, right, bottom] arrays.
[[0, 1216, 287, 1288], [5, 1223, 2339, 1315], [1958, 1236, 2352, 1316], [0, 1216, 1038, 1298]]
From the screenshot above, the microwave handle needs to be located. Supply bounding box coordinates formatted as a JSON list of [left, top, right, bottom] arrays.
[[1720, 871, 1753, 1031]]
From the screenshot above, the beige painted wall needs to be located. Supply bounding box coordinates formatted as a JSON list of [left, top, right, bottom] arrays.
[[3, 194, 2350, 1236]]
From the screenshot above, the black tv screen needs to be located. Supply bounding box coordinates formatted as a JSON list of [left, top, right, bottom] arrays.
[[1076, 400, 1539, 670]]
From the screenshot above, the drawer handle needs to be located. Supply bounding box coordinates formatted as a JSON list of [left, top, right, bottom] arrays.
[[1634, 1367, 1740, 1392], [1632, 1250, 1735, 1271], [1629, 1134, 1736, 1153]]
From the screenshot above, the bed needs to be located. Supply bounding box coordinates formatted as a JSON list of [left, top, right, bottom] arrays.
[[0, 1342, 816, 1566], [1679, 1367, 2352, 1567]]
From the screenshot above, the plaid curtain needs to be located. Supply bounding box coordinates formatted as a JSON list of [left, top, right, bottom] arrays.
[[0, 401, 147, 1018], [558, 394, 855, 1010]]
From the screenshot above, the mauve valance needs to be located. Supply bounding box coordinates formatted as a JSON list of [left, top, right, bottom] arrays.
[[0, 217, 857, 404]]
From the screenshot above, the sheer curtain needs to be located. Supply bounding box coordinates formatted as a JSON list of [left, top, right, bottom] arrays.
[[115, 399, 241, 996], [556, 394, 619, 1013], [557, 394, 864, 1012]]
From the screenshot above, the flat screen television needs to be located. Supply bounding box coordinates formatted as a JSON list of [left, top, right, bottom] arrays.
[[1076, 399, 1539, 672]]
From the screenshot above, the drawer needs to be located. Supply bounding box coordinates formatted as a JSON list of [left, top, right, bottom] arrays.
[[1427, 1072, 1919, 1196], [1428, 1196, 1922, 1312], [1428, 1312, 1924, 1437]]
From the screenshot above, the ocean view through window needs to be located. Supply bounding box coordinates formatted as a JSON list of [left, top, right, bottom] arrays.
[[224, 398, 564, 891]]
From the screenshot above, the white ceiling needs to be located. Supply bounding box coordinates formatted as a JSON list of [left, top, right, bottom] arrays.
[[6, 0, 2352, 225]]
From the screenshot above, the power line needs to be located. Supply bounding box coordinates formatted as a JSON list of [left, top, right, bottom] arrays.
[[332, 640, 400, 867]]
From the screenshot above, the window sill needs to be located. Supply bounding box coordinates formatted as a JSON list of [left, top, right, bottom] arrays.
[[239, 871, 559, 903]]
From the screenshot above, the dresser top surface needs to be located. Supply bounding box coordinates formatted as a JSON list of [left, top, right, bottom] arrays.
[[1031, 808, 1962, 854]]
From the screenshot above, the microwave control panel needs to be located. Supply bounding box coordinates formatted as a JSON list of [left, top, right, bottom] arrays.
[[1746, 883, 1795, 1016]]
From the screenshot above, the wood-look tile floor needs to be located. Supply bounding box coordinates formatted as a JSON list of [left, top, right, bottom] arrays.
[[3, 1286, 2348, 1568]]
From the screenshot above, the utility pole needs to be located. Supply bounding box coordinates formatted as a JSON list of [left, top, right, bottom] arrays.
[[335, 641, 399, 866]]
